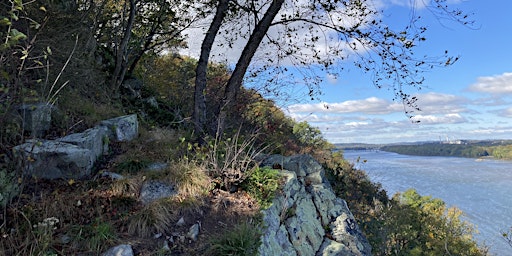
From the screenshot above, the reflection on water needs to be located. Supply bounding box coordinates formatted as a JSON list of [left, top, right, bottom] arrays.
[[343, 150, 512, 255]]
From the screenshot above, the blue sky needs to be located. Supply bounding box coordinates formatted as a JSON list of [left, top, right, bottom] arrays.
[[283, 0, 512, 144], [184, 0, 512, 144]]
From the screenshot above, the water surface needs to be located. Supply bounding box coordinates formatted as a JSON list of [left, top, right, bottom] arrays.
[[343, 150, 512, 255]]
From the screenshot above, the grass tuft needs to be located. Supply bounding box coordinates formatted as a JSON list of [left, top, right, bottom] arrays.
[[127, 199, 177, 238], [207, 221, 262, 256]]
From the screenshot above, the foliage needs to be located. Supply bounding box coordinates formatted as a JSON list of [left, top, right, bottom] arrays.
[[0, 169, 19, 208], [242, 167, 281, 209], [207, 221, 262, 256], [368, 189, 486, 256], [193, 0, 474, 136], [293, 121, 324, 147], [381, 143, 491, 158], [71, 218, 117, 252], [490, 145, 512, 159], [324, 153, 487, 255], [205, 130, 263, 191], [116, 159, 151, 174]]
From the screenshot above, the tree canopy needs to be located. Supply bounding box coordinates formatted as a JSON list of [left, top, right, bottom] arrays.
[[191, 0, 473, 138]]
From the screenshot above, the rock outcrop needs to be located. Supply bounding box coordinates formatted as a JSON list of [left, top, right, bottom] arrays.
[[13, 114, 138, 179], [258, 154, 372, 256]]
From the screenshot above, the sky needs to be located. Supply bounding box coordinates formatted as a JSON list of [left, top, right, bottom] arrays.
[[184, 0, 512, 144]]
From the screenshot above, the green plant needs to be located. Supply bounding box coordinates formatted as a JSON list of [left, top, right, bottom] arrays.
[[242, 167, 281, 209], [71, 218, 117, 253], [0, 169, 19, 208], [116, 159, 151, 174], [32, 216, 60, 255], [208, 221, 262, 256], [206, 129, 264, 191]]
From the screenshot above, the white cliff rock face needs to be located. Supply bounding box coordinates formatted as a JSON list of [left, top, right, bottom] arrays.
[[259, 154, 372, 256]]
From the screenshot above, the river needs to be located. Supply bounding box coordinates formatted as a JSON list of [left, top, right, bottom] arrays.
[[343, 150, 512, 255]]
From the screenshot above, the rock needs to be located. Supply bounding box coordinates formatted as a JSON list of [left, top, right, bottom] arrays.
[[100, 171, 125, 180], [59, 126, 109, 158], [258, 155, 371, 256], [260, 154, 325, 185], [11, 114, 138, 180], [102, 244, 134, 256], [139, 180, 177, 204], [310, 185, 346, 226], [144, 96, 159, 108], [176, 217, 186, 226], [13, 140, 95, 179], [145, 162, 169, 172], [316, 240, 354, 256], [122, 78, 142, 99], [284, 154, 325, 185], [18, 103, 53, 137], [100, 114, 138, 142], [284, 193, 325, 255], [187, 223, 200, 241], [329, 208, 372, 256]]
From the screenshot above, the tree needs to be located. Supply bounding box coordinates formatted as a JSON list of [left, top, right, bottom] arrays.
[[193, 0, 230, 138], [192, 0, 472, 138], [90, 0, 200, 94]]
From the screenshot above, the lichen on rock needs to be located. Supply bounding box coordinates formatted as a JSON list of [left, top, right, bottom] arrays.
[[258, 154, 372, 256]]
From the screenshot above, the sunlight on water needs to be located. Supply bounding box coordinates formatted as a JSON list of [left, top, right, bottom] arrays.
[[344, 150, 512, 255]]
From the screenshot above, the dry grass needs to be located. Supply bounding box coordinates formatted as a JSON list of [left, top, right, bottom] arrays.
[[127, 198, 178, 238], [167, 159, 212, 200], [110, 176, 142, 197]]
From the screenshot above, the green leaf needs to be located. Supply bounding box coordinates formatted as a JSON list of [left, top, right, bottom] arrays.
[[10, 29, 27, 42], [0, 17, 11, 26], [9, 12, 19, 21]]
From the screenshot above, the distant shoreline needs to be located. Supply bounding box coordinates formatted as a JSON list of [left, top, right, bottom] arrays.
[[336, 140, 512, 160]]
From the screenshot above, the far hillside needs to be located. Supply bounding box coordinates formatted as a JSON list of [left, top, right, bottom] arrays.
[[379, 140, 512, 159]]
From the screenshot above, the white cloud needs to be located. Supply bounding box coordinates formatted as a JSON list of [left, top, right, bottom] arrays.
[[494, 107, 512, 118], [410, 113, 466, 124], [414, 92, 469, 114], [288, 97, 403, 115], [468, 72, 512, 94]]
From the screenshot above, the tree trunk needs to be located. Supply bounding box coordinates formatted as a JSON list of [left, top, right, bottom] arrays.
[[193, 0, 230, 140], [217, 0, 285, 134], [111, 0, 137, 95]]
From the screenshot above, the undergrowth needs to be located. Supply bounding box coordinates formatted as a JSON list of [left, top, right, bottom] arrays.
[[242, 167, 281, 209], [207, 221, 262, 256]]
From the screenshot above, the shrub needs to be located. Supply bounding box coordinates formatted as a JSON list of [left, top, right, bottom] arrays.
[[205, 130, 263, 191], [242, 167, 281, 209]]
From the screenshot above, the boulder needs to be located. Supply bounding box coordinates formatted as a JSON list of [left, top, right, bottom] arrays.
[[139, 180, 177, 204], [18, 103, 53, 137], [59, 126, 109, 158], [102, 244, 134, 256], [100, 114, 139, 142], [13, 140, 95, 179]]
